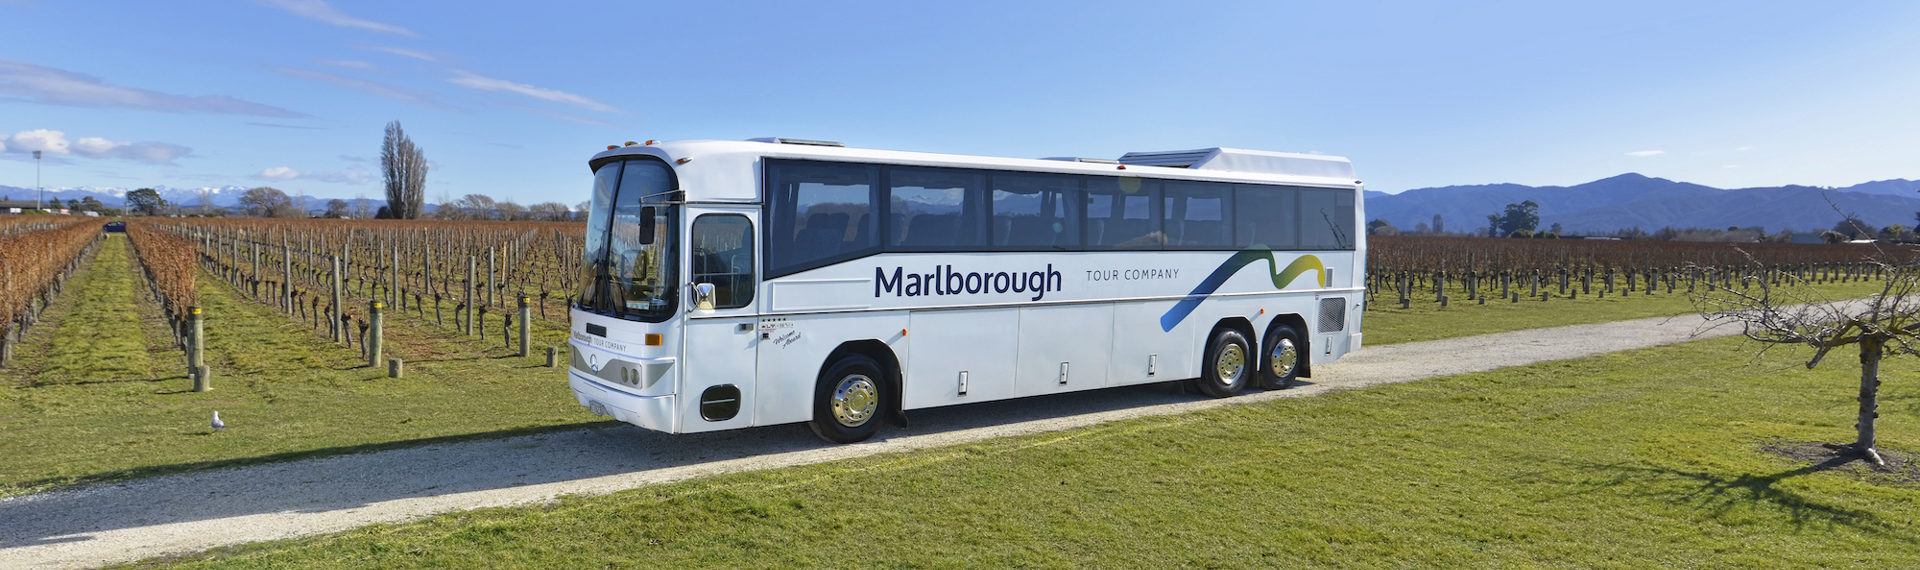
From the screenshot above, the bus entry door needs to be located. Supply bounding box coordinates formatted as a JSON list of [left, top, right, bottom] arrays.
[[680, 210, 760, 432]]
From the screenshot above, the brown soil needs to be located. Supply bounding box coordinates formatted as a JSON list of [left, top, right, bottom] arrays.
[[1760, 438, 1920, 486]]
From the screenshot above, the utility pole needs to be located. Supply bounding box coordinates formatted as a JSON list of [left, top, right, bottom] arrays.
[[34, 150, 42, 211]]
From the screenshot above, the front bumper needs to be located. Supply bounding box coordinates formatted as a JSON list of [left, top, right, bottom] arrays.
[[570, 371, 677, 433]]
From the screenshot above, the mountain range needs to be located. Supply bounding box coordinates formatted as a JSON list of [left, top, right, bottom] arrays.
[[0, 184, 255, 208], [1366, 174, 1920, 234], [7, 175, 1917, 234]]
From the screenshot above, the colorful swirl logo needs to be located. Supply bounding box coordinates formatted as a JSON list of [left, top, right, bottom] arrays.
[[1158, 249, 1327, 332]]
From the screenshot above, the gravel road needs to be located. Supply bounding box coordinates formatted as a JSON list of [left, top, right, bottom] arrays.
[[0, 312, 1733, 569]]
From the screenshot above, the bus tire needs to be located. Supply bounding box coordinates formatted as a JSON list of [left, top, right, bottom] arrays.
[[1258, 323, 1303, 390], [809, 354, 889, 444], [1196, 328, 1252, 398]]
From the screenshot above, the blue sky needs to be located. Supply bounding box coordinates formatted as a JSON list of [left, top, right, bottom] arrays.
[[1, 1, 1916, 203]]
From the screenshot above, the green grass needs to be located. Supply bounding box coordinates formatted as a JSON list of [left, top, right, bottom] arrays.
[[0, 236, 605, 497], [1363, 278, 1893, 345], [123, 335, 1920, 569], [10, 235, 170, 385]]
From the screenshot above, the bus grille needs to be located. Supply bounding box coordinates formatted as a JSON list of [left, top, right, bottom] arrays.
[[1318, 298, 1346, 332]]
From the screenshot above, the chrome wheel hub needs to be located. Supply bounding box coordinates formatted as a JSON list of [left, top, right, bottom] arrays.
[[831, 375, 879, 428], [1216, 343, 1246, 383], [1271, 339, 1298, 376]]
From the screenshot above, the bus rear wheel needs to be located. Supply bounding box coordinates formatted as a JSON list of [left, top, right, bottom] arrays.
[[1259, 324, 1303, 390], [1196, 328, 1252, 398], [809, 354, 890, 444]]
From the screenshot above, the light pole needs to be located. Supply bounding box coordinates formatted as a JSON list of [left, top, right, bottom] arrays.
[[33, 150, 42, 211]]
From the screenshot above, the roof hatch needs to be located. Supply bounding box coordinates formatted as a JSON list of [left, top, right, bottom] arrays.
[[1117, 147, 1354, 179]]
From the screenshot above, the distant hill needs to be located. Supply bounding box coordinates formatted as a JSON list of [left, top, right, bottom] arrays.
[[0, 184, 249, 208], [1369, 174, 1920, 234]]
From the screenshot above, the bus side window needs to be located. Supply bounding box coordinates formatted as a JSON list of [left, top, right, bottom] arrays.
[[1086, 176, 1162, 249], [692, 214, 756, 309], [1299, 188, 1355, 250], [1163, 180, 1232, 249], [1235, 184, 1301, 250], [990, 173, 1081, 250], [765, 161, 880, 277], [887, 167, 988, 251]]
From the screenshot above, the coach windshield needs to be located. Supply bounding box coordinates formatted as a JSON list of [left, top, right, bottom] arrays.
[[578, 158, 680, 322]]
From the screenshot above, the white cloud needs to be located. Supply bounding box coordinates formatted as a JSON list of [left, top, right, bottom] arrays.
[[0, 59, 304, 117], [248, 0, 416, 36], [253, 166, 372, 184], [1626, 150, 1665, 157], [1, 129, 192, 163], [372, 46, 437, 61], [8, 128, 67, 153], [317, 59, 379, 70], [449, 71, 618, 113], [278, 67, 457, 110]]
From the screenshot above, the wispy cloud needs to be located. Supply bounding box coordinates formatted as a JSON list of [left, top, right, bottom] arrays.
[[450, 71, 618, 113], [0, 59, 304, 117], [317, 59, 379, 71], [276, 67, 458, 110], [372, 46, 436, 61], [3, 128, 192, 163], [254, 166, 372, 184], [508, 104, 618, 127], [1626, 150, 1665, 157], [248, 122, 325, 130], [248, 0, 416, 37]]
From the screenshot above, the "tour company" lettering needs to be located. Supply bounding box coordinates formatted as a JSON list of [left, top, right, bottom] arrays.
[[876, 264, 1064, 301]]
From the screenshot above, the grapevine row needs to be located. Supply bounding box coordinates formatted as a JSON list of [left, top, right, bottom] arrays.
[[0, 218, 103, 365]]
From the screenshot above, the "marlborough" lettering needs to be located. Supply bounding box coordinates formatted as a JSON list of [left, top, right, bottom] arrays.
[[876, 264, 1064, 301]]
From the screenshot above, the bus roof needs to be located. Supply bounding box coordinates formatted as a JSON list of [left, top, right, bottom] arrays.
[[591, 139, 1360, 203]]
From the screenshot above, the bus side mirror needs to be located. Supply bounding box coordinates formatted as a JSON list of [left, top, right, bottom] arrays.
[[693, 282, 716, 311], [638, 206, 656, 244]]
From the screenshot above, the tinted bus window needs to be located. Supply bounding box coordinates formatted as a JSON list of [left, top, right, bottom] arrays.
[[888, 168, 988, 251], [1235, 185, 1300, 250], [1163, 180, 1232, 249], [766, 161, 880, 277], [990, 173, 1080, 250], [1299, 188, 1355, 250], [1087, 176, 1161, 249]]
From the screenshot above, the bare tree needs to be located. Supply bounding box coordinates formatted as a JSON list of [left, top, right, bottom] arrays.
[[529, 201, 571, 221], [195, 188, 216, 215], [239, 187, 293, 218], [496, 199, 526, 221], [1695, 248, 1919, 466], [351, 193, 373, 219], [381, 121, 428, 219], [449, 193, 499, 220]]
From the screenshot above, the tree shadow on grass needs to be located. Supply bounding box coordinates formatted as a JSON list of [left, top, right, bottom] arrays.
[[1557, 457, 1918, 542]]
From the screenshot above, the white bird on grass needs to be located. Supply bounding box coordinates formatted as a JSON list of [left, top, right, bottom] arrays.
[[212, 411, 225, 431]]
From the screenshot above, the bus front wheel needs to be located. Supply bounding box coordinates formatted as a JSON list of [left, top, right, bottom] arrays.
[[810, 354, 890, 444], [1196, 328, 1252, 398], [1259, 324, 1303, 390]]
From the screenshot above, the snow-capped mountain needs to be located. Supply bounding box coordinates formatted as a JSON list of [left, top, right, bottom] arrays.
[[0, 184, 257, 207]]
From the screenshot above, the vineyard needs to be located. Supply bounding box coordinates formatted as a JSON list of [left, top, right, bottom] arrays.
[[1364, 236, 1899, 307], [0, 217, 103, 365]]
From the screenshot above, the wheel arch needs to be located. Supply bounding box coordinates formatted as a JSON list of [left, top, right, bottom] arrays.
[[1266, 313, 1311, 378], [819, 339, 905, 427]]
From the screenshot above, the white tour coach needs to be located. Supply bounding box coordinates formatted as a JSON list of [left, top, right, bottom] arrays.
[[569, 138, 1365, 443]]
